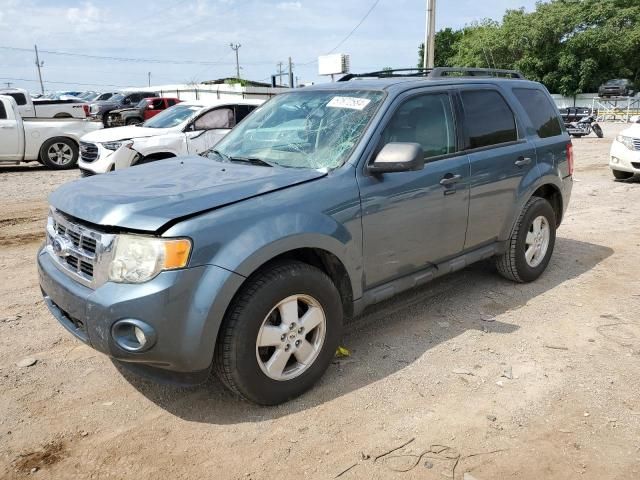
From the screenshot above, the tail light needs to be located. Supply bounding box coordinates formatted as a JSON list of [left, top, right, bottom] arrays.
[[83, 104, 90, 117], [567, 142, 574, 176]]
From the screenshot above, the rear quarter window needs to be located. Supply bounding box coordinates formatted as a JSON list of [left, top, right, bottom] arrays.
[[8, 93, 27, 106], [460, 90, 518, 149], [513, 88, 562, 138], [0, 101, 7, 119]]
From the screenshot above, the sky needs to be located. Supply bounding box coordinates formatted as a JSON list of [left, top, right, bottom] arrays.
[[0, 0, 542, 93]]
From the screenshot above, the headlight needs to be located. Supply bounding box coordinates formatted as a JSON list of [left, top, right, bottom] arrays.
[[108, 235, 192, 284], [102, 141, 125, 151], [616, 135, 636, 150]]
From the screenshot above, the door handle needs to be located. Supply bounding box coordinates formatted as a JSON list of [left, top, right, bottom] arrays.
[[0, 125, 16, 129], [440, 174, 462, 186], [515, 157, 532, 167]]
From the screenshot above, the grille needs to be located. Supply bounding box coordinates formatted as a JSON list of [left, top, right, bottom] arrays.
[[80, 168, 96, 178], [632, 162, 640, 169], [633, 139, 640, 151], [80, 142, 99, 163], [46, 210, 107, 288]]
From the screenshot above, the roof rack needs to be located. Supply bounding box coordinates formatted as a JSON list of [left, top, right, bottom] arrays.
[[338, 67, 525, 82]]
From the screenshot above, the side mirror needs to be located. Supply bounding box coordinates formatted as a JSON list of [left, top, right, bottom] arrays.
[[368, 143, 425, 174]]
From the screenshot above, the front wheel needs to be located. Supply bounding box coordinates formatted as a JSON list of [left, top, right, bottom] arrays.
[[496, 197, 556, 283], [592, 124, 604, 138], [214, 261, 343, 405], [39, 137, 79, 170]]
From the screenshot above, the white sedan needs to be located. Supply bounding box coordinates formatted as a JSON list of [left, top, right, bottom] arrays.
[[609, 123, 640, 180]]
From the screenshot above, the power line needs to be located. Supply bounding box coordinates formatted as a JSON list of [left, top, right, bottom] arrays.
[[0, 76, 131, 88], [0, 45, 275, 66], [299, 0, 383, 66]]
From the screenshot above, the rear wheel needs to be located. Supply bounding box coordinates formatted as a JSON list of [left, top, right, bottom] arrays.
[[496, 197, 556, 283], [612, 169, 633, 180], [39, 137, 78, 170], [125, 118, 140, 125], [214, 261, 343, 405]]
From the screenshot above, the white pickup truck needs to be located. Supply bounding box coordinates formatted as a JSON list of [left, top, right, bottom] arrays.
[[0, 88, 89, 119], [78, 98, 264, 175], [0, 96, 102, 169]]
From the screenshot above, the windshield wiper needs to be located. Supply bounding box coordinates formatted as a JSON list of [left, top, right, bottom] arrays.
[[208, 150, 274, 167]]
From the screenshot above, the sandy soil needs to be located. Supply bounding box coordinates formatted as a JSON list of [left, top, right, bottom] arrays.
[[1, 124, 639, 480]]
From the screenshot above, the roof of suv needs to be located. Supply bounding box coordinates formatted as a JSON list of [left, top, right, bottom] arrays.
[[299, 67, 545, 94]]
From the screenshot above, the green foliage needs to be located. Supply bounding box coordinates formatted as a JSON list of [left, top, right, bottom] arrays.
[[417, 0, 640, 96]]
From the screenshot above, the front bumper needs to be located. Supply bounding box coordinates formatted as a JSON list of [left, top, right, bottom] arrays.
[[609, 141, 640, 174], [78, 143, 116, 174], [38, 246, 245, 382]]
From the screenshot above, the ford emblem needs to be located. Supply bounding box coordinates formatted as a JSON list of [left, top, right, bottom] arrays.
[[52, 236, 71, 257]]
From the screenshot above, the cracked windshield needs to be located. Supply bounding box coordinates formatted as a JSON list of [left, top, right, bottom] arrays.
[[207, 90, 385, 170]]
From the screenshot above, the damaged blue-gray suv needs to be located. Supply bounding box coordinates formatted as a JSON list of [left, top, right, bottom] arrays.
[[38, 68, 573, 405]]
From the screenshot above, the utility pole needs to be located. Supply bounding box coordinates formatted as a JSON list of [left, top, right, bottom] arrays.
[[276, 62, 284, 87], [288, 57, 294, 88], [148, 72, 151, 87], [230, 43, 241, 79], [4, 82, 12, 88], [34, 44, 45, 95], [422, 0, 436, 69]]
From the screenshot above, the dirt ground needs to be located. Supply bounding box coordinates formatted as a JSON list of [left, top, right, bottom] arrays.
[[1, 124, 639, 480]]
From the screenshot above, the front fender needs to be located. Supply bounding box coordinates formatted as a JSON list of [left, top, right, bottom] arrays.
[[210, 212, 362, 300]]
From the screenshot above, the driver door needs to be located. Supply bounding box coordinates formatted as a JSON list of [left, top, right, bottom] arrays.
[[186, 107, 235, 154], [357, 90, 470, 288]]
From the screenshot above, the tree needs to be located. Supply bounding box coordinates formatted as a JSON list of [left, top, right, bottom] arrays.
[[416, 0, 640, 95]]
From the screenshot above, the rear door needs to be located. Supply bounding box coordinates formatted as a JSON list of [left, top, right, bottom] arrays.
[[0, 100, 22, 160], [458, 87, 538, 249]]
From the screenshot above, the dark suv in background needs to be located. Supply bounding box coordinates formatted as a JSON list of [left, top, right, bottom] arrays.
[[598, 79, 636, 98], [38, 68, 573, 405], [89, 91, 159, 126]]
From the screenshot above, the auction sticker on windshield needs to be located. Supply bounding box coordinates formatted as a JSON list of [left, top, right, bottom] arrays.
[[327, 96, 372, 110]]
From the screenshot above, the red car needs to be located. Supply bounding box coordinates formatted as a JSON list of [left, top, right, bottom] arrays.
[[106, 97, 182, 127]]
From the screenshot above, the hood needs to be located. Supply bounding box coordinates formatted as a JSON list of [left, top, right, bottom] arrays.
[[81, 125, 173, 143], [621, 124, 640, 138], [49, 157, 327, 232]]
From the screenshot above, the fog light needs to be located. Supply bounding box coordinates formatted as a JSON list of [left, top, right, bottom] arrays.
[[611, 157, 619, 164], [111, 319, 156, 352]]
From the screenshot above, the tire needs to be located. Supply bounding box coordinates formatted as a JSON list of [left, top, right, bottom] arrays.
[[593, 124, 604, 138], [102, 114, 110, 128], [214, 261, 343, 405], [496, 197, 556, 283], [39, 137, 79, 170], [125, 118, 140, 125], [612, 169, 633, 180]]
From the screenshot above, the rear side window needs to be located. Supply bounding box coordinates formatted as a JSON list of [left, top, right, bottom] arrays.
[[0, 101, 6, 119], [513, 88, 562, 138], [460, 90, 518, 149], [8, 93, 27, 106]]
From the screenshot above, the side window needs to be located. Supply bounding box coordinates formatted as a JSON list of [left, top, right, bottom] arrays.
[[0, 101, 7, 119], [151, 98, 164, 110], [460, 90, 518, 149], [194, 108, 234, 130], [512, 88, 562, 138], [234, 105, 255, 123], [128, 94, 142, 104], [167, 99, 177, 107], [8, 93, 27, 106], [380, 93, 456, 161]]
